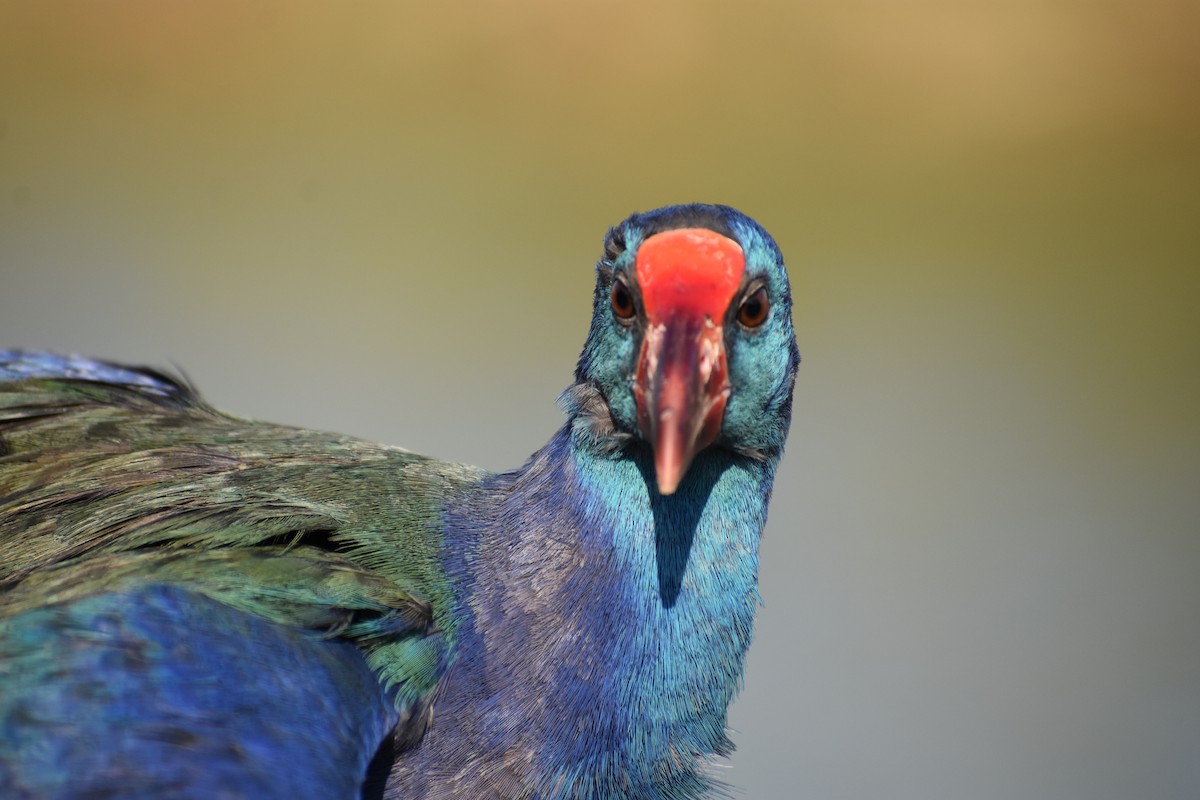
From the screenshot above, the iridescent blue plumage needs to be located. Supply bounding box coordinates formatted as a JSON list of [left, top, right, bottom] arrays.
[[0, 586, 396, 798], [0, 204, 798, 798], [399, 427, 775, 798]]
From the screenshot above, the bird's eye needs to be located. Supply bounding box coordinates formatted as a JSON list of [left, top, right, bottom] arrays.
[[737, 286, 770, 328], [611, 280, 635, 320]]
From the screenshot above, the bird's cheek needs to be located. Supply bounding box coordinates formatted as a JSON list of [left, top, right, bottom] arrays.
[[721, 333, 794, 447]]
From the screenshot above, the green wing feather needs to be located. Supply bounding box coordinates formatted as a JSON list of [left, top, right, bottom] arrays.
[[0, 372, 481, 740]]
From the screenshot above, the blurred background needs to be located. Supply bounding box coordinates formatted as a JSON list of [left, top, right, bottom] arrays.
[[1, 1, 1197, 797]]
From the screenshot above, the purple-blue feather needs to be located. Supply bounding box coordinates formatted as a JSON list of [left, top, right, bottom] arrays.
[[388, 413, 778, 798], [0, 585, 396, 799]]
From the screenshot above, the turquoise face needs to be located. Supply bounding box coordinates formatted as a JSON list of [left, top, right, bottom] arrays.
[[575, 204, 799, 464], [575, 221, 647, 437]]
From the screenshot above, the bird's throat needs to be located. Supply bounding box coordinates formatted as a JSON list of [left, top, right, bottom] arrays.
[[409, 425, 778, 799]]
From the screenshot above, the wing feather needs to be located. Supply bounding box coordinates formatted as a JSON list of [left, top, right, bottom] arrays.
[[0, 351, 477, 773]]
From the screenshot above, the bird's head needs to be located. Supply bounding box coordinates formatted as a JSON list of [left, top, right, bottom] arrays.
[[572, 204, 799, 495]]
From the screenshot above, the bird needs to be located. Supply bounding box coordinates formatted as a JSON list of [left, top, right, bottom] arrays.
[[0, 203, 799, 799]]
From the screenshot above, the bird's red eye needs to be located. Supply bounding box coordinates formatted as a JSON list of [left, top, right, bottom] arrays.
[[737, 286, 769, 328], [611, 281, 635, 319]]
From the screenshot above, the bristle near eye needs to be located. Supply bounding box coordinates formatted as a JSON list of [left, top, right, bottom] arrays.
[[602, 226, 627, 263]]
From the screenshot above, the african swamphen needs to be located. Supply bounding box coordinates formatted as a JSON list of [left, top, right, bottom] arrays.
[[0, 203, 798, 799]]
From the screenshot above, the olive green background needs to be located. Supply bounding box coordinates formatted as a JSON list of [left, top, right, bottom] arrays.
[[1, 2, 1197, 798]]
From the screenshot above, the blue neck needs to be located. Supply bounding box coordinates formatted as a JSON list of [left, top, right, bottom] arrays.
[[404, 422, 779, 799]]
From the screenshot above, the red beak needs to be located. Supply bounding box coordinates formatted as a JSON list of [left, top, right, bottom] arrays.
[[631, 228, 745, 495], [634, 315, 730, 494]]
